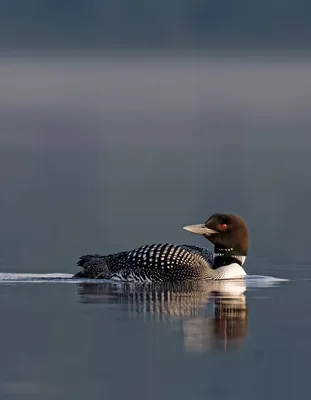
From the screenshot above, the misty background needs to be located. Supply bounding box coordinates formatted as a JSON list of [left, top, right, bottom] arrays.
[[0, 0, 310, 50], [0, 1, 311, 273]]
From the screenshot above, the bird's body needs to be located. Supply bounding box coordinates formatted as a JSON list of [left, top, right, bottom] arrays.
[[74, 213, 249, 283]]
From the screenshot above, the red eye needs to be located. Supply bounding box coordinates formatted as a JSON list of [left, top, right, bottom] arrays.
[[221, 223, 228, 230]]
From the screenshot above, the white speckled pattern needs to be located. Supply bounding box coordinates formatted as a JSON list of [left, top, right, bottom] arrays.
[[76, 244, 247, 283]]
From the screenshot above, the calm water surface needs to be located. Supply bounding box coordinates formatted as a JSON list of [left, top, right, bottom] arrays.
[[0, 55, 311, 399]]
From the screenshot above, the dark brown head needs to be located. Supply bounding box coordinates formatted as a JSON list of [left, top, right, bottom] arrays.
[[183, 213, 249, 256]]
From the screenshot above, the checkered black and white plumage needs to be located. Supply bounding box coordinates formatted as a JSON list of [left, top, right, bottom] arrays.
[[74, 243, 245, 283]]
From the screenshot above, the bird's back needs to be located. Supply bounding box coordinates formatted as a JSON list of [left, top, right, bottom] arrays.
[[75, 243, 215, 282]]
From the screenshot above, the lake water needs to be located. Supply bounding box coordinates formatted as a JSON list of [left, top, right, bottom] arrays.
[[0, 54, 311, 399]]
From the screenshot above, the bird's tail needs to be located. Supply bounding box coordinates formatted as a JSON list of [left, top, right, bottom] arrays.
[[74, 254, 110, 279]]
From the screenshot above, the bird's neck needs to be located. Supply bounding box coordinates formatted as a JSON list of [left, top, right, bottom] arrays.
[[213, 246, 246, 268]]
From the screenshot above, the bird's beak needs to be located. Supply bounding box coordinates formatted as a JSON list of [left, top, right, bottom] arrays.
[[183, 224, 218, 236]]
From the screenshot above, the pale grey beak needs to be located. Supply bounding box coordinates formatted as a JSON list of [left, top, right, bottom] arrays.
[[183, 224, 218, 236]]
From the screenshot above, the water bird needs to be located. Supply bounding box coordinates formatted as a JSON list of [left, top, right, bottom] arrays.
[[74, 213, 249, 283]]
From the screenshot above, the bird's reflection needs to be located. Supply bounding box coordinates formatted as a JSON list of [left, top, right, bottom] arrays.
[[77, 280, 248, 352]]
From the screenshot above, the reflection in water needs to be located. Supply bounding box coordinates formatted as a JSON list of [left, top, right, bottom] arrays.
[[183, 293, 248, 352], [77, 280, 248, 353]]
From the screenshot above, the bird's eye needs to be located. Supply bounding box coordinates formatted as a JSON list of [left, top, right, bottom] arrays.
[[221, 223, 228, 230]]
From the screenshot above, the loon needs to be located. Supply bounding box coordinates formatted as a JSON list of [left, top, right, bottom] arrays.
[[74, 213, 249, 283]]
